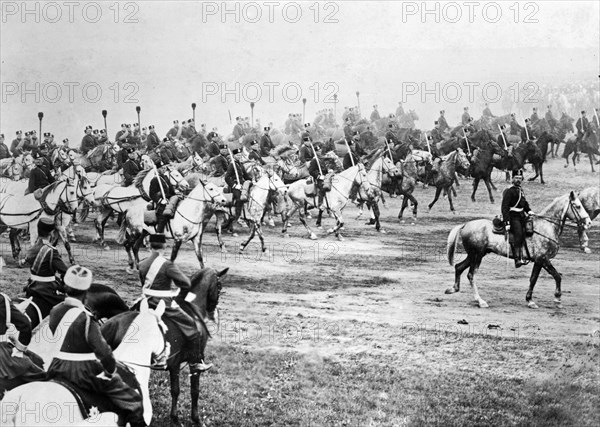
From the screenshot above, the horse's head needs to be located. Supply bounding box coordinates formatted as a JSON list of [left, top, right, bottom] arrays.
[[196, 181, 227, 206], [354, 163, 374, 199], [2, 158, 23, 180], [166, 167, 189, 192], [140, 154, 153, 170], [381, 155, 400, 177], [267, 169, 287, 195], [455, 148, 471, 171], [75, 172, 95, 204], [191, 152, 203, 170], [563, 191, 592, 230], [53, 179, 79, 213], [22, 153, 34, 169], [185, 268, 229, 326]]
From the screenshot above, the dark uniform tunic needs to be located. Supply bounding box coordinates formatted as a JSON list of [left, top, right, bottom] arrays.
[[46, 298, 144, 425], [80, 134, 97, 154], [146, 132, 161, 152], [23, 240, 69, 311], [0, 293, 46, 393], [149, 174, 176, 233], [10, 138, 23, 157], [224, 160, 251, 191], [259, 134, 275, 157], [509, 118, 522, 136], [122, 158, 141, 186], [461, 111, 471, 125], [576, 117, 590, 137], [232, 124, 245, 140], [28, 165, 55, 194], [521, 125, 533, 142], [248, 150, 265, 165], [438, 115, 449, 132], [210, 155, 228, 176], [206, 142, 221, 158], [138, 252, 198, 342], [189, 133, 208, 155], [430, 128, 444, 144], [0, 141, 10, 159], [482, 106, 494, 117], [530, 111, 540, 124], [299, 144, 315, 163], [501, 185, 531, 246], [370, 110, 381, 122]]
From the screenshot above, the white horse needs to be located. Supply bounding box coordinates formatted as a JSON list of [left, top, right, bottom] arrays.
[[577, 186, 600, 253], [92, 164, 188, 249], [3, 299, 168, 426], [117, 179, 227, 270], [0, 180, 79, 260], [239, 170, 288, 254]]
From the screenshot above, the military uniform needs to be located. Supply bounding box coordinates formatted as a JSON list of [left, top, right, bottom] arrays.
[[509, 118, 522, 135], [576, 116, 590, 137], [395, 105, 405, 117], [80, 134, 96, 154], [520, 125, 533, 142], [482, 106, 494, 117], [189, 133, 208, 155], [461, 111, 471, 125], [23, 239, 69, 307], [530, 111, 540, 124], [0, 293, 46, 394], [430, 128, 444, 144], [545, 108, 557, 130], [438, 114, 449, 132], [299, 143, 316, 164], [123, 157, 141, 186], [210, 154, 228, 176], [46, 297, 145, 426], [370, 109, 381, 122], [259, 133, 275, 157], [146, 132, 161, 152], [10, 137, 23, 157], [232, 123, 246, 141], [166, 126, 180, 140], [27, 164, 55, 194], [224, 159, 251, 192], [149, 174, 176, 234], [343, 123, 353, 140], [501, 182, 532, 265], [0, 137, 10, 159]]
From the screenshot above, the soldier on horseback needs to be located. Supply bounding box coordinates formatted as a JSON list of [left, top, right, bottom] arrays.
[[0, 134, 9, 159], [308, 144, 333, 210], [385, 123, 400, 147], [370, 105, 381, 122], [80, 126, 96, 155], [501, 169, 534, 268], [260, 126, 275, 157], [46, 265, 147, 427], [461, 107, 471, 125], [509, 113, 522, 136], [122, 147, 141, 187], [545, 105, 557, 133], [482, 103, 495, 118], [575, 110, 590, 147], [27, 152, 55, 195], [521, 118, 535, 142], [0, 292, 46, 394], [343, 132, 364, 170], [138, 233, 212, 373], [530, 107, 540, 125], [430, 121, 444, 144], [299, 136, 316, 164], [149, 165, 179, 234], [146, 125, 161, 152], [438, 110, 449, 133], [224, 149, 252, 234]]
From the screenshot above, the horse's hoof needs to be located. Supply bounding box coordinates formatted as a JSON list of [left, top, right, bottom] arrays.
[[306, 214, 312, 219], [283, 233, 290, 238], [379, 229, 387, 234], [479, 300, 489, 308], [337, 235, 344, 242], [444, 287, 456, 294], [309, 233, 318, 240], [103, 245, 111, 251], [267, 219, 275, 227], [582, 247, 592, 254], [563, 165, 568, 168], [221, 247, 228, 253], [317, 225, 322, 229], [326, 228, 334, 234], [527, 301, 539, 309], [125, 266, 136, 275]]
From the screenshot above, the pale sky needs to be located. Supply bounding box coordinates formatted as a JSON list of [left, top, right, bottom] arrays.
[[1, 1, 598, 140]]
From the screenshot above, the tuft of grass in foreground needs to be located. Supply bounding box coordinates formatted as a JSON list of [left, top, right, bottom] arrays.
[[148, 333, 600, 427]]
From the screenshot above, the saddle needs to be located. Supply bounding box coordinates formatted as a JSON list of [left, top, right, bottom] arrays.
[[304, 178, 316, 198]]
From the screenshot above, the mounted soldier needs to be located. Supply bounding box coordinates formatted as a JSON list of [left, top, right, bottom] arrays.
[[80, 126, 96, 155], [461, 107, 471, 126], [146, 125, 161, 152], [308, 144, 334, 210], [521, 118, 534, 142], [0, 292, 46, 394], [385, 123, 400, 147], [343, 117, 353, 140], [0, 133, 9, 159], [509, 113, 522, 136], [10, 130, 24, 157], [149, 164, 179, 234], [232, 117, 246, 142], [209, 142, 229, 177], [224, 149, 252, 235], [122, 147, 142, 187], [166, 120, 182, 140], [299, 136, 316, 164], [46, 265, 147, 427], [138, 233, 212, 373], [27, 152, 55, 195], [259, 126, 275, 157], [501, 169, 534, 268], [395, 102, 405, 118], [438, 110, 449, 133], [545, 105, 557, 132], [430, 121, 444, 144], [342, 131, 365, 170], [530, 107, 540, 125], [370, 105, 381, 122]]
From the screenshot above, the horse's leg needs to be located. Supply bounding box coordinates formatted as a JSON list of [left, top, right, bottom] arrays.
[[327, 210, 344, 241], [55, 221, 75, 264], [446, 254, 470, 295], [398, 195, 408, 220], [190, 364, 201, 424], [372, 202, 382, 232], [170, 239, 183, 263], [132, 231, 146, 269], [590, 154, 595, 173], [94, 208, 112, 248], [407, 193, 418, 220], [471, 177, 480, 202], [192, 232, 205, 268], [281, 203, 296, 237], [316, 206, 324, 228], [541, 259, 562, 307], [525, 261, 543, 309], [297, 203, 317, 240], [123, 232, 135, 273], [169, 367, 181, 425], [9, 229, 21, 259], [539, 163, 545, 185], [483, 177, 494, 204], [447, 186, 455, 212], [428, 187, 442, 211], [255, 223, 267, 254], [466, 253, 487, 308], [239, 222, 256, 253], [579, 227, 592, 253], [214, 212, 227, 252]]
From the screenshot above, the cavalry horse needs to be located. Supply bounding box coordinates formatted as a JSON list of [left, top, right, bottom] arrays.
[[4, 299, 168, 426], [239, 169, 288, 254], [446, 191, 591, 308], [577, 186, 600, 254], [0, 179, 79, 260], [117, 178, 226, 270], [562, 128, 600, 172], [92, 165, 188, 249], [315, 163, 375, 241], [469, 140, 506, 203], [0, 153, 34, 185], [425, 149, 471, 213]]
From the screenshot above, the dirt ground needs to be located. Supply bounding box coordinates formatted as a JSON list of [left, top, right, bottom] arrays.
[[1, 158, 599, 426]]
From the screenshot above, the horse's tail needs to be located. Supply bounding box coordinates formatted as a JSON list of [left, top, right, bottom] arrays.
[[447, 224, 465, 265], [116, 213, 128, 245]]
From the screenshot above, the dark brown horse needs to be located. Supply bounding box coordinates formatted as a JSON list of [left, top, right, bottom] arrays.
[[469, 140, 506, 203], [527, 131, 559, 184], [562, 129, 600, 172]]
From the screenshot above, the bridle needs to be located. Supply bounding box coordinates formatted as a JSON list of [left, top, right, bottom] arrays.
[[532, 197, 589, 245]]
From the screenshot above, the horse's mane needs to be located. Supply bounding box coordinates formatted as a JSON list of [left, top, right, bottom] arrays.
[[273, 145, 295, 158], [0, 157, 14, 173], [363, 148, 383, 169], [133, 168, 152, 187], [101, 311, 139, 350]]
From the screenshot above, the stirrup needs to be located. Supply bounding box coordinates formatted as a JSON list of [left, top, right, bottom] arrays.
[[190, 361, 213, 373]]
